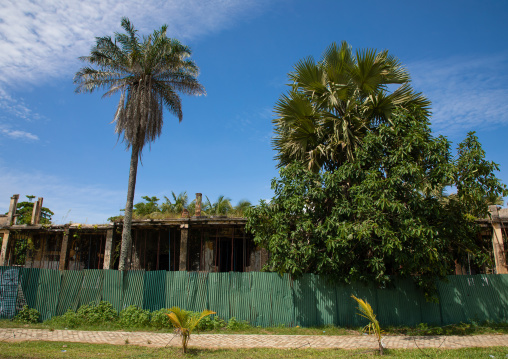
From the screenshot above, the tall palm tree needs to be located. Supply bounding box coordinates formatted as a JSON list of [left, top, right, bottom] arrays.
[[273, 41, 430, 172], [74, 18, 205, 270]]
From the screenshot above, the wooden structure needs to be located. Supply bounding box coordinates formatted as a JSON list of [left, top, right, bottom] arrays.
[[0, 194, 268, 272]]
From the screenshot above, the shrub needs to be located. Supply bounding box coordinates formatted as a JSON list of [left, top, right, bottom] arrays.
[[119, 305, 150, 327], [14, 306, 40, 324], [197, 315, 227, 330], [77, 301, 118, 325], [226, 317, 251, 330], [150, 308, 173, 329]]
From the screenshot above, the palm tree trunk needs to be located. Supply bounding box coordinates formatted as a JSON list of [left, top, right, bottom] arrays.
[[118, 146, 139, 271]]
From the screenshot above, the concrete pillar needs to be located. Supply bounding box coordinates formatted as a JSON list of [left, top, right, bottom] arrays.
[[6, 194, 19, 226], [103, 229, 115, 269], [490, 206, 508, 274], [31, 197, 43, 225], [454, 260, 467, 275], [195, 193, 202, 216], [0, 230, 12, 266], [179, 224, 189, 271], [59, 228, 71, 271]]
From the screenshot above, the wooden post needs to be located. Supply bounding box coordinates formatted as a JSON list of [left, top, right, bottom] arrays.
[[0, 230, 12, 266], [179, 224, 189, 271], [490, 206, 508, 274], [103, 228, 115, 269], [59, 228, 71, 271]]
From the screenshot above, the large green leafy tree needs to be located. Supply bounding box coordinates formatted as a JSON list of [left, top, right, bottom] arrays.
[[273, 41, 430, 172], [75, 18, 205, 270], [13, 196, 53, 225], [247, 109, 506, 297]]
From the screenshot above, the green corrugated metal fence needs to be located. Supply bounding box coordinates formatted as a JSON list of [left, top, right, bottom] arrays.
[[1, 267, 508, 327]]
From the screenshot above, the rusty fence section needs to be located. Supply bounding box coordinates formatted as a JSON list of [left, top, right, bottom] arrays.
[[0, 267, 507, 327]]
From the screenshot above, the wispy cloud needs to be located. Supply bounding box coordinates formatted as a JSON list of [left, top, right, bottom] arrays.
[[1, 128, 39, 141], [0, 166, 125, 224], [0, 0, 268, 88], [408, 54, 508, 135]]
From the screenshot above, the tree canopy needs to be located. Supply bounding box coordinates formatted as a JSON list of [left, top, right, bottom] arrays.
[[247, 108, 506, 298]]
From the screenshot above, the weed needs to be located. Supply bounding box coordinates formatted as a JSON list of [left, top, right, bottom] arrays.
[[14, 306, 40, 324], [226, 317, 251, 331], [150, 308, 173, 329], [119, 306, 150, 328]]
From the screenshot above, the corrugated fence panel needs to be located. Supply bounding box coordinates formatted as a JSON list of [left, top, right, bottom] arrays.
[[437, 276, 468, 325], [78, 270, 104, 307], [19, 267, 40, 309], [271, 273, 294, 327], [419, 291, 442, 326], [457, 275, 507, 323], [123, 270, 144, 309], [56, 270, 83, 315], [229, 272, 251, 322], [35, 269, 61, 321], [0, 267, 20, 319], [338, 282, 377, 327], [3, 267, 508, 327], [143, 270, 166, 312], [187, 272, 209, 312], [490, 274, 508, 322], [250, 272, 273, 327], [166, 271, 188, 309], [102, 270, 123, 313], [293, 274, 318, 327], [314, 275, 337, 327], [208, 272, 230, 320], [379, 279, 422, 326]]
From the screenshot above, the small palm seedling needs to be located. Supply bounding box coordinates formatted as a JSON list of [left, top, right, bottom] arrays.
[[351, 295, 384, 355], [166, 307, 216, 353]]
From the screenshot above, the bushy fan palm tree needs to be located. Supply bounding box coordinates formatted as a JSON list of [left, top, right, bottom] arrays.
[[74, 18, 205, 270], [273, 41, 430, 172]]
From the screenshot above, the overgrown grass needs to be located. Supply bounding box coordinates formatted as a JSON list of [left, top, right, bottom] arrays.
[[0, 341, 507, 359]]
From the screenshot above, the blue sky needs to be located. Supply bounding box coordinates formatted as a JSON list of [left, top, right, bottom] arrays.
[[1, 0, 507, 224]]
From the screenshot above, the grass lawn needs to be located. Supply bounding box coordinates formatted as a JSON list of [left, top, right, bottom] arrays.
[[0, 341, 507, 359]]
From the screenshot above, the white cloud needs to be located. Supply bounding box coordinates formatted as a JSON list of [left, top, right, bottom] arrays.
[[408, 54, 508, 135], [1, 128, 39, 141], [0, 0, 267, 88], [0, 166, 125, 224]]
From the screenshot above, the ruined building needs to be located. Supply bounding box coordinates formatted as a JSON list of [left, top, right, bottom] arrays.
[[1, 194, 507, 275], [0, 194, 268, 272]]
